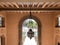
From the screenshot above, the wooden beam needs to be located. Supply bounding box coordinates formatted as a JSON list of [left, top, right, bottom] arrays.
[[17, 3, 24, 7], [42, 2, 50, 8], [0, 8, 60, 11], [6, 2, 14, 8], [32, 2, 38, 7], [11, 2, 19, 8], [47, 2, 55, 7], [0, 3, 5, 8], [1, 2, 9, 7], [37, 2, 44, 7]]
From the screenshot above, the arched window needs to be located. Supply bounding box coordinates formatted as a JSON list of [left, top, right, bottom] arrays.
[[22, 19, 38, 45], [56, 16, 60, 27], [58, 17, 60, 26], [0, 16, 5, 27]]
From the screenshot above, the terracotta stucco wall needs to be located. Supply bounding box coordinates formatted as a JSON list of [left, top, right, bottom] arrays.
[[6, 11, 54, 45], [0, 11, 60, 45], [53, 12, 60, 45], [0, 11, 7, 45]]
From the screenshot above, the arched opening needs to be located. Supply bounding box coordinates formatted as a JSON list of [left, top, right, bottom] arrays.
[[18, 15, 41, 45], [22, 19, 38, 45]]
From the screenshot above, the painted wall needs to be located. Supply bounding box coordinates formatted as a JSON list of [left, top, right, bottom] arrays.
[[53, 12, 60, 45], [6, 11, 54, 45], [0, 11, 7, 45], [0, 11, 60, 45]]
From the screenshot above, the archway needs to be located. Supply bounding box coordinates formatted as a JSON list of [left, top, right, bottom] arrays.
[[18, 15, 41, 45]]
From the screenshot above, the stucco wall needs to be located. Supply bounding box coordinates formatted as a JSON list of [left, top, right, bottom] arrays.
[[0, 11, 60, 45], [0, 11, 7, 45], [6, 11, 54, 45]]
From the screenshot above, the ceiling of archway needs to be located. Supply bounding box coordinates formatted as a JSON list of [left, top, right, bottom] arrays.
[[0, 0, 60, 2], [0, 2, 60, 10]]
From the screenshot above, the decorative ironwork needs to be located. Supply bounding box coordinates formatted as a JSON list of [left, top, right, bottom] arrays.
[[27, 29, 34, 39]]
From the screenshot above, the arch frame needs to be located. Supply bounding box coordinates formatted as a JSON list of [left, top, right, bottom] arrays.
[[18, 15, 42, 45]]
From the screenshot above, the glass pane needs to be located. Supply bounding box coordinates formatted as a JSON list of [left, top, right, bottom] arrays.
[[22, 19, 38, 45]]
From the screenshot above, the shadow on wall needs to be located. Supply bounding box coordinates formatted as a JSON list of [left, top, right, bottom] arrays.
[[58, 43, 60, 45]]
